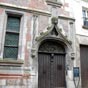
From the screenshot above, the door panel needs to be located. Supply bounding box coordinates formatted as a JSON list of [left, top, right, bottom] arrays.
[[38, 53, 51, 88], [52, 54, 65, 88], [38, 53, 65, 88], [80, 45, 88, 88]]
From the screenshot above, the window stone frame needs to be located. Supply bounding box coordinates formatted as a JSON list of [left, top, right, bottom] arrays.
[[0, 9, 24, 65]]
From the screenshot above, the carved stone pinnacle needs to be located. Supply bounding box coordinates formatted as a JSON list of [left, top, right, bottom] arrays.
[[51, 17, 58, 25]]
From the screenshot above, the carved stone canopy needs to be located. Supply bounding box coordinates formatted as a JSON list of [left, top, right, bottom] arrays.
[[36, 17, 71, 46]]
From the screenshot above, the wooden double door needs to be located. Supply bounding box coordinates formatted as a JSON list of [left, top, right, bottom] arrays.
[[80, 45, 88, 88], [38, 41, 66, 88]]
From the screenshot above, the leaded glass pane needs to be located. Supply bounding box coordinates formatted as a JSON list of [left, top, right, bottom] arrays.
[[3, 15, 20, 59], [4, 33, 19, 46], [7, 16, 20, 32], [3, 47, 18, 59]]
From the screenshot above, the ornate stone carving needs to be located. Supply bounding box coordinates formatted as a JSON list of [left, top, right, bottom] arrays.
[[39, 41, 65, 53], [51, 17, 58, 25], [51, 27, 58, 36]]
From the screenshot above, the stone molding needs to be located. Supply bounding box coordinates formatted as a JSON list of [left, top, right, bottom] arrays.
[[58, 15, 75, 21], [0, 59, 24, 66], [46, 0, 62, 7], [0, 2, 51, 16]]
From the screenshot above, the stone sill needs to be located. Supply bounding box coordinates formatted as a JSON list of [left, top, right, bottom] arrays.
[[46, 0, 62, 7], [0, 59, 24, 66], [83, 25, 88, 29]]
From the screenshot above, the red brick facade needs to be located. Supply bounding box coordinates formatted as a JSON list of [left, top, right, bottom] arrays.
[[0, 0, 73, 87]]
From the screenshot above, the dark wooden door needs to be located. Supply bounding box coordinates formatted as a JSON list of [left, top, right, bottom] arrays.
[[80, 45, 88, 88], [38, 53, 51, 88], [38, 41, 66, 88], [52, 54, 65, 88]]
